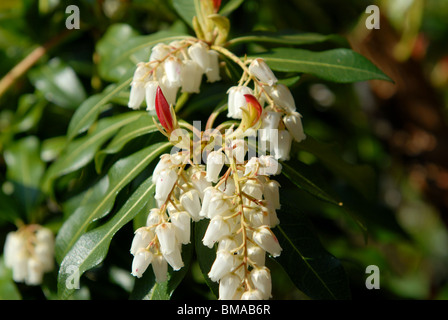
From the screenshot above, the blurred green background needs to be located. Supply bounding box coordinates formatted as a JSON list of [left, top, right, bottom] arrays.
[[1, 0, 448, 300]]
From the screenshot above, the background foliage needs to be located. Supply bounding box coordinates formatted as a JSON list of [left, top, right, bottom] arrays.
[[1, 0, 448, 300]]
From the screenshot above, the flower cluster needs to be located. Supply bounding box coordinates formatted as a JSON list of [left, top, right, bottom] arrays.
[[127, 18, 305, 300], [3, 225, 54, 285], [128, 39, 221, 112], [228, 58, 306, 161]]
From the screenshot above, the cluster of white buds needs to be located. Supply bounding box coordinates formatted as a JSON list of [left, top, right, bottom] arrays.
[[130, 151, 202, 281], [3, 225, 54, 285], [127, 15, 306, 299], [128, 39, 221, 111], [201, 142, 283, 300], [232, 58, 306, 161]]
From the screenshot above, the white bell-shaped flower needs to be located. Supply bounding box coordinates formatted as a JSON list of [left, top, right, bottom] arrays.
[[146, 208, 167, 226], [159, 75, 180, 106], [202, 215, 232, 248], [164, 56, 183, 87], [207, 193, 231, 219], [227, 86, 253, 119], [259, 111, 282, 142], [152, 253, 168, 283], [130, 227, 153, 255], [154, 168, 178, 205], [272, 130, 292, 161], [283, 111, 306, 142], [227, 139, 247, 164], [208, 250, 235, 282], [205, 151, 225, 183], [190, 167, 211, 199], [242, 179, 264, 200], [128, 81, 146, 110], [149, 43, 170, 62], [249, 58, 277, 86], [4, 232, 25, 268], [12, 252, 28, 283], [205, 50, 221, 83], [219, 273, 242, 300], [263, 180, 281, 210], [265, 84, 296, 113], [131, 249, 153, 278], [252, 227, 282, 257], [155, 222, 177, 254], [181, 60, 203, 93], [163, 245, 184, 271], [26, 257, 43, 286], [187, 42, 210, 72], [217, 178, 235, 196], [34, 242, 54, 272], [250, 267, 272, 299], [145, 80, 159, 111], [171, 211, 191, 245], [247, 242, 266, 267], [241, 288, 264, 300], [180, 189, 202, 221]]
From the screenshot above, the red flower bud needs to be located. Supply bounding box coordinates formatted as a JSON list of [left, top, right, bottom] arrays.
[[155, 86, 175, 133], [244, 94, 263, 127], [213, 0, 222, 12]]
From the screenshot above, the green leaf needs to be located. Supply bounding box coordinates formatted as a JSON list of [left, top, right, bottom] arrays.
[[55, 142, 170, 263], [97, 27, 190, 82], [42, 112, 145, 193], [94, 114, 159, 173], [172, 0, 199, 29], [229, 31, 347, 47], [296, 136, 376, 200], [3, 136, 45, 219], [28, 58, 86, 109], [281, 160, 342, 207], [273, 201, 351, 300], [57, 176, 156, 300], [255, 48, 392, 83], [219, 0, 245, 16], [0, 257, 21, 300], [66, 76, 133, 141]]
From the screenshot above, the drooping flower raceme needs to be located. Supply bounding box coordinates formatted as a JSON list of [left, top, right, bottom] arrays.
[[127, 22, 305, 299], [3, 225, 55, 285]]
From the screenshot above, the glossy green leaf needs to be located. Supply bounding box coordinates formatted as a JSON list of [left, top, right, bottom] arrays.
[[273, 201, 351, 300], [28, 58, 86, 109], [94, 114, 159, 173], [55, 142, 170, 262], [66, 76, 133, 141], [42, 112, 145, 193], [229, 31, 347, 47], [0, 257, 21, 300], [57, 176, 156, 300], [172, 0, 199, 29], [219, 0, 245, 16], [256, 48, 392, 83], [296, 136, 376, 200], [281, 160, 342, 207], [3, 136, 45, 219]]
